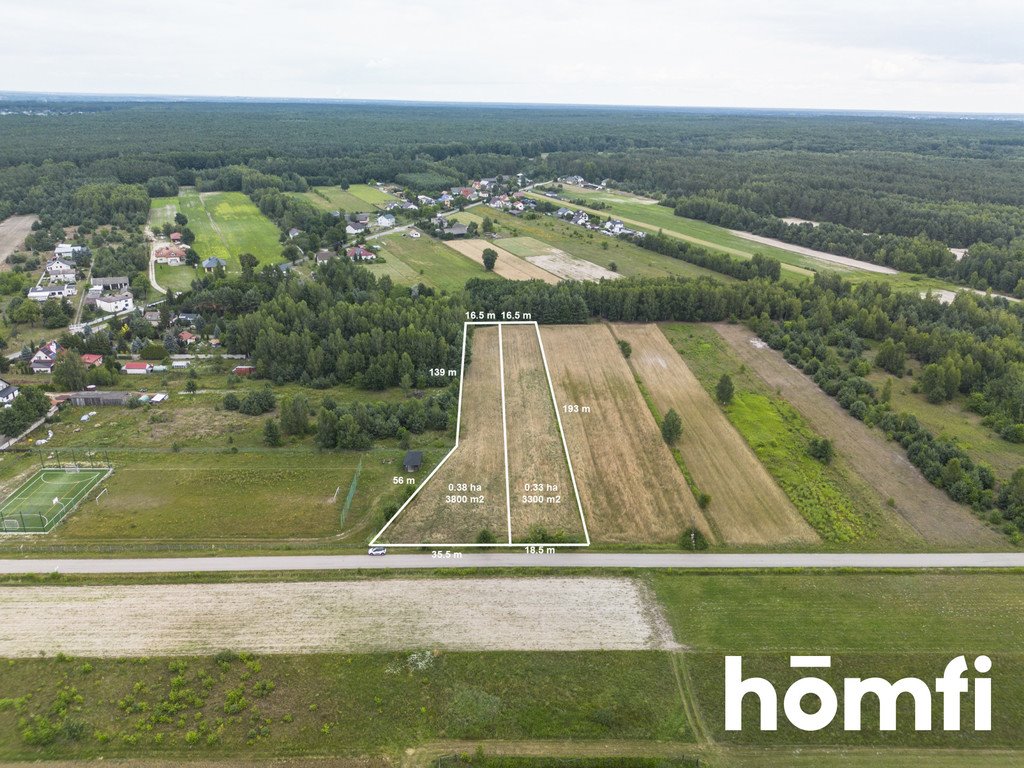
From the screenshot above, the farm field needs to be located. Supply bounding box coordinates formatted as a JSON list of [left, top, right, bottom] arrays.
[[0, 214, 37, 261], [299, 184, 391, 214], [866, 368, 1024, 482], [374, 231, 502, 292], [483, 207, 730, 281], [444, 238, 559, 283], [540, 324, 713, 544], [498, 236, 620, 281], [149, 189, 283, 271], [502, 325, 584, 542], [527, 187, 817, 279], [0, 577, 675, 656], [661, 323, 918, 547], [381, 326, 508, 544], [653, 571, 1024, 749], [612, 324, 815, 546], [535, 185, 996, 296], [0, 650, 688, 761], [713, 322, 1003, 547]]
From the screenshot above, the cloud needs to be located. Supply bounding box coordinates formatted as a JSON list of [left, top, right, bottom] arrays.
[[0, 0, 1021, 113]]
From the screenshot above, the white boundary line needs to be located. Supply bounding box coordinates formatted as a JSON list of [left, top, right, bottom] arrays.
[[498, 323, 512, 544], [371, 320, 588, 548]]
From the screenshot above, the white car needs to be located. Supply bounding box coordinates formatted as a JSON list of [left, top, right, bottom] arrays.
[[367, 546, 387, 556]]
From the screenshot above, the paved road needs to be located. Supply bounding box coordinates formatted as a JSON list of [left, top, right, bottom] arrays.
[[1, 552, 1022, 574]]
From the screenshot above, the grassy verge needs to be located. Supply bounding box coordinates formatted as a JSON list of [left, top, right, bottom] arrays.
[[0, 651, 689, 760]]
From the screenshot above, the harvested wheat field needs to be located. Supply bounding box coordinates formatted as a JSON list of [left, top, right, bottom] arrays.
[[381, 326, 508, 544], [540, 324, 713, 544], [0, 214, 37, 265], [502, 324, 585, 542], [444, 238, 559, 283], [498, 236, 621, 282], [0, 577, 679, 657], [715, 323, 1002, 547], [613, 324, 817, 546]]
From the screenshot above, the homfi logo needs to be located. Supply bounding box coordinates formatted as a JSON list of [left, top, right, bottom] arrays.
[[725, 655, 991, 732]]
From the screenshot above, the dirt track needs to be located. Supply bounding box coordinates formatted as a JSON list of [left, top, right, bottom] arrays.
[[0, 577, 679, 657], [714, 323, 1002, 547]]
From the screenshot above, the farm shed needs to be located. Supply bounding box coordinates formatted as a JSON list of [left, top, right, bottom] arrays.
[[403, 451, 423, 472]]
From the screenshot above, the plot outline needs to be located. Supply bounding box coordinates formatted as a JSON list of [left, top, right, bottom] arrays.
[[371, 320, 590, 548]]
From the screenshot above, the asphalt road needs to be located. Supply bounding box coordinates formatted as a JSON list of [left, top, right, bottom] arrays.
[[1, 551, 1023, 574]]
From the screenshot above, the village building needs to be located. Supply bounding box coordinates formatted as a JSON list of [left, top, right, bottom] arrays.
[[95, 293, 134, 314], [123, 361, 153, 375]]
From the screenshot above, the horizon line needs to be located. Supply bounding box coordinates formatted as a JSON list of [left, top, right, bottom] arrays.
[[1, 89, 1022, 119]]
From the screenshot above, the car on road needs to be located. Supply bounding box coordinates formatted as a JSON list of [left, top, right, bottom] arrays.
[[367, 546, 387, 556]]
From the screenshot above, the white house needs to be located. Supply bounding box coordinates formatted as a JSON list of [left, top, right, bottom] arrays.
[[0, 378, 19, 405], [45, 258, 76, 278], [604, 219, 626, 235], [376, 213, 396, 228], [28, 283, 76, 302], [53, 244, 86, 259], [124, 362, 153, 375], [95, 293, 134, 313], [346, 222, 367, 235]]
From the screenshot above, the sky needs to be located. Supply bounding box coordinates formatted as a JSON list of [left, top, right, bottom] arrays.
[[2, 0, 1023, 113]]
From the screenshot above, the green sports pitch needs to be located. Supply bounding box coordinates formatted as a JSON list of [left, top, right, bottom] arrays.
[[0, 468, 109, 533]]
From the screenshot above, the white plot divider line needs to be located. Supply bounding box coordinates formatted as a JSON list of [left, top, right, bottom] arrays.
[[372, 321, 589, 548], [498, 323, 513, 544]]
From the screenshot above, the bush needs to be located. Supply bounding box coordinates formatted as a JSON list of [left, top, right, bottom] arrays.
[[679, 527, 709, 550], [239, 387, 275, 415], [660, 409, 682, 445], [222, 393, 240, 411]]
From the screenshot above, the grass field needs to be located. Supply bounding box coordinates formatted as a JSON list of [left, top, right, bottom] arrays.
[[652, 572, 1024, 750], [299, 186, 378, 213], [444, 239, 560, 283], [612, 324, 815, 546], [711, 323, 1002, 548], [482, 207, 731, 282], [149, 190, 283, 272], [0, 468, 108, 533], [866, 367, 1024, 482], [154, 262, 199, 293], [374, 232, 502, 292], [540, 325, 712, 545], [0, 650, 688, 760]]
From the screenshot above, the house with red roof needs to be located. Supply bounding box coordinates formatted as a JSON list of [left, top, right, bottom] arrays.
[[80, 354, 104, 368], [177, 331, 197, 345], [124, 361, 153, 375]]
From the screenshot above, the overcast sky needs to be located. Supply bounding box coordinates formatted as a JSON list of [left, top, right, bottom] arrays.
[[2, 0, 1023, 113]]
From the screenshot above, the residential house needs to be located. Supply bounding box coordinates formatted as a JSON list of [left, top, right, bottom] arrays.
[[558, 175, 585, 186], [346, 246, 376, 262], [604, 219, 626, 235], [27, 283, 76, 302], [91, 276, 130, 292], [571, 211, 590, 227], [30, 341, 61, 374], [402, 201, 419, 211], [124, 362, 153, 375], [177, 331, 197, 345], [0, 378, 19, 405], [287, 227, 301, 239], [345, 221, 367, 236], [417, 195, 436, 206], [436, 192, 454, 205], [95, 293, 134, 314], [144, 310, 161, 326], [201, 257, 227, 273], [277, 262, 293, 274], [376, 213, 396, 228], [53, 244, 86, 259], [555, 207, 572, 219], [153, 244, 187, 265], [314, 249, 336, 264], [174, 312, 200, 326], [80, 354, 104, 368], [45, 258, 76, 279]]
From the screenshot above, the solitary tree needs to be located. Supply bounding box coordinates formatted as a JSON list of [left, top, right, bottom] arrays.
[[482, 248, 498, 271], [716, 373, 735, 405], [661, 408, 682, 445], [263, 418, 283, 447], [808, 437, 835, 464], [52, 352, 88, 391]]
